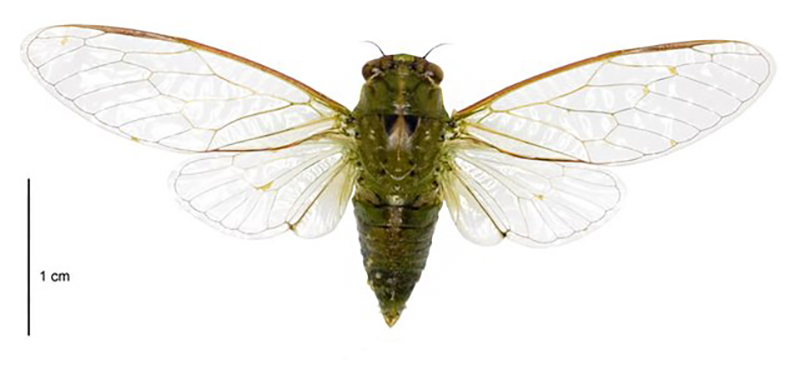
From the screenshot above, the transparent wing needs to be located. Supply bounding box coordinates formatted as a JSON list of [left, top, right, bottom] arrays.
[[21, 25, 349, 152], [170, 138, 356, 239], [454, 41, 774, 164], [442, 144, 624, 247]]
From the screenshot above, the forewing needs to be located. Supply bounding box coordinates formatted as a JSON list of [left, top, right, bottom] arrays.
[[454, 41, 774, 164], [170, 138, 356, 239], [442, 145, 623, 247], [21, 25, 349, 152]]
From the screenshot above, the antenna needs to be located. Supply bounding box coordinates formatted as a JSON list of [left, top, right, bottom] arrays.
[[422, 43, 450, 59], [363, 40, 386, 56]]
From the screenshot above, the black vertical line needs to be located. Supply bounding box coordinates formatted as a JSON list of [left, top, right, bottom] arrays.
[[27, 178, 31, 337]]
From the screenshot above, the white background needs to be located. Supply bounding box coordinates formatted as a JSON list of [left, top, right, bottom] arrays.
[[1, 0, 797, 367]]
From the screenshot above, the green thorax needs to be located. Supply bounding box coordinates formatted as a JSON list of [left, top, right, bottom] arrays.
[[352, 54, 449, 206]]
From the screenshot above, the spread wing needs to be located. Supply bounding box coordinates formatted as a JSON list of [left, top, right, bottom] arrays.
[[442, 144, 623, 247], [444, 41, 773, 246], [453, 41, 774, 164], [22, 25, 358, 239], [21, 25, 350, 152], [170, 138, 355, 239]]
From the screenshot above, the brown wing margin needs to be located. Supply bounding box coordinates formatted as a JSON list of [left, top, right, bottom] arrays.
[[453, 40, 731, 120], [62, 24, 350, 115]]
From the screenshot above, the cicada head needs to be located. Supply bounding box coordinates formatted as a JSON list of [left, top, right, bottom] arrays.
[[361, 54, 443, 84]]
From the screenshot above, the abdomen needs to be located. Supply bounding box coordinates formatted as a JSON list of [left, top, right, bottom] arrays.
[[353, 197, 442, 326]]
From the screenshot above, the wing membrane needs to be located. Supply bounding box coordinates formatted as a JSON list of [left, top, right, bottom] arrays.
[[442, 144, 623, 247], [21, 25, 350, 152], [170, 138, 356, 239], [454, 41, 774, 164]]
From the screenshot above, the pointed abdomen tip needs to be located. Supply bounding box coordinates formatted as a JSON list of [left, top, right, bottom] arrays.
[[382, 309, 402, 327]]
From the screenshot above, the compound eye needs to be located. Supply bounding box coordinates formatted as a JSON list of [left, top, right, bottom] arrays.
[[426, 63, 444, 84], [362, 60, 380, 80]]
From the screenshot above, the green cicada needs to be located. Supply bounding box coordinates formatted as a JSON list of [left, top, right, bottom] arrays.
[[22, 25, 774, 326]]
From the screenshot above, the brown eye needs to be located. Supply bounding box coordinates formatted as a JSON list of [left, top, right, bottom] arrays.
[[362, 60, 380, 80], [426, 63, 443, 84]]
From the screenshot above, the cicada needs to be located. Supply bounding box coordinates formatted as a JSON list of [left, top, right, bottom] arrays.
[[21, 25, 774, 326]]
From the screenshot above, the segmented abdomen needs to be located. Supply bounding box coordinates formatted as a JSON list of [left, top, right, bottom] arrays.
[[353, 198, 441, 326]]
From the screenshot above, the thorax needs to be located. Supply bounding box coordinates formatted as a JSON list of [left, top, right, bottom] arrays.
[[351, 57, 449, 206]]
